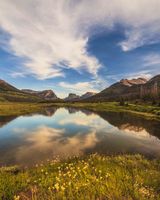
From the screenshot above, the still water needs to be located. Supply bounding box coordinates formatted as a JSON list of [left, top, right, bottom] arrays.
[[0, 107, 160, 166]]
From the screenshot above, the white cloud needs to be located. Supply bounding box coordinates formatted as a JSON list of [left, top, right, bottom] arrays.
[[0, 0, 101, 79], [59, 81, 98, 96], [9, 72, 26, 78], [0, 0, 160, 79], [143, 53, 160, 67], [119, 26, 160, 52]]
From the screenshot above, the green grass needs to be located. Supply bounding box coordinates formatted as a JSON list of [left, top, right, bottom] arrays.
[[0, 154, 160, 200], [0, 101, 160, 120], [53, 102, 160, 120], [0, 91, 41, 103], [0, 102, 55, 116]]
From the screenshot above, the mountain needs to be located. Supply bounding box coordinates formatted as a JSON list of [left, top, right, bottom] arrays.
[[64, 93, 80, 101], [0, 80, 59, 102], [0, 80, 42, 102], [1, 74, 160, 103], [119, 78, 147, 87], [64, 92, 96, 101], [22, 89, 58, 100], [85, 76, 160, 102], [80, 92, 97, 100], [0, 80, 19, 92], [87, 77, 147, 102]]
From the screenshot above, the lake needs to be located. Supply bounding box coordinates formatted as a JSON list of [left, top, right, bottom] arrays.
[[0, 107, 160, 166]]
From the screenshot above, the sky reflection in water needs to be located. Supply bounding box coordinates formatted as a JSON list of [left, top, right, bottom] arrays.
[[0, 107, 160, 166]]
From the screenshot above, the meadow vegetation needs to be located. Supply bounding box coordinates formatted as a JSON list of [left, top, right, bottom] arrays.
[[0, 154, 160, 200], [0, 102, 54, 116], [0, 102, 160, 120], [54, 102, 160, 120], [0, 91, 41, 103]]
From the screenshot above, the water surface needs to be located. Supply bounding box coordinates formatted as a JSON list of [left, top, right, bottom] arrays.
[[0, 107, 160, 166]]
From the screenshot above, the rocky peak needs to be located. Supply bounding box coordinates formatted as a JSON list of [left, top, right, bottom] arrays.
[[120, 78, 147, 87], [22, 89, 58, 100], [65, 93, 80, 101], [38, 90, 57, 99], [0, 79, 5, 83]]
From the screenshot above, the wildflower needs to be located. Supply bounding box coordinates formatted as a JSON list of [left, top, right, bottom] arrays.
[[54, 183, 59, 191], [61, 186, 65, 191], [14, 196, 20, 200], [27, 179, 30, 183], [106, 173, 110, 178], [48, 187, 51, 190], [56, 176, 60, 182]]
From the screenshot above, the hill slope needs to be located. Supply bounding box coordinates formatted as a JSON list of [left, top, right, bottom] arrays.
[[0, 80, 42, 102], [0, 80, 19, 92], [86, 75, 160, 102], [64, 92, 97, 102], [22, 89, 58, 100]]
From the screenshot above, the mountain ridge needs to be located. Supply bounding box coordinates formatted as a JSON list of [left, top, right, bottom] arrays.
[[86, 75, 160, 102], [0, 74, 160, 102], [22, 89, 58, 100], [64, 92, 97, 101]]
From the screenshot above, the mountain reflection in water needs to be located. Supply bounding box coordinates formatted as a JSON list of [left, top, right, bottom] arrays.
[[0, 107, 160, 166]]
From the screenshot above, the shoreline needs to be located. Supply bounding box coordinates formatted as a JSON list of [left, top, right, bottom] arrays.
[[0, 102, 159, 121]]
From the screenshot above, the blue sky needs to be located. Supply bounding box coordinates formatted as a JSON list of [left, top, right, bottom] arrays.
[[0, 0, 160, 98]]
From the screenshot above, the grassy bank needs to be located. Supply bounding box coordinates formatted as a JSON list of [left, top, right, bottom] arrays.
[[0, 102, 160, 120], [0, 102, 55, 116], [0, 154, 160, 200], [53, 102, 160, 120]]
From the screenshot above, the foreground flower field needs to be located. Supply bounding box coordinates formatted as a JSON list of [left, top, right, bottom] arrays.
[[0, 154, 160, 200]]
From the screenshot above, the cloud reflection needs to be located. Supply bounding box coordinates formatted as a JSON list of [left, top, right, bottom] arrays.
[[14, 126, 98, 165]]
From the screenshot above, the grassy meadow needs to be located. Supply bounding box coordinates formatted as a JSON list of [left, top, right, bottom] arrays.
[[0, 154, 160, 200]]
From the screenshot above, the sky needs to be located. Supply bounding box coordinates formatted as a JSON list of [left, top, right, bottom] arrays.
[[0, 0, 160, 98]]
